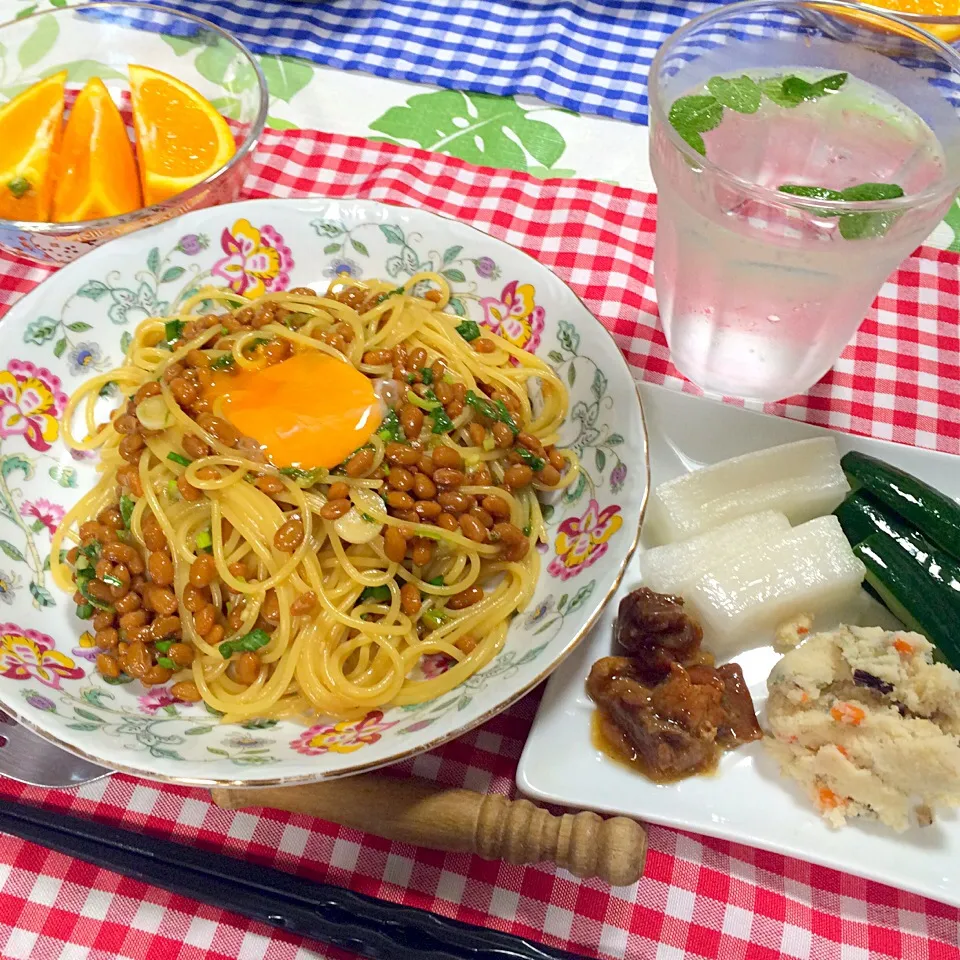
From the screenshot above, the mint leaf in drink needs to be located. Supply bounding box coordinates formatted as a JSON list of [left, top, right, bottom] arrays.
[[814, 72, 848, 96], [759, 77, 800, 108], [675, 127, 707, 155], [778, 184, 844, 201], [777, 181, 904, 239], [668, 95, 723, 155], [768, 72, 848, 107], [838, 212, 899, 240], [839, 182, 904, 202], [838, 183, 903, 238], [707, 75, 761, 114], [780, 76, 819, 103]]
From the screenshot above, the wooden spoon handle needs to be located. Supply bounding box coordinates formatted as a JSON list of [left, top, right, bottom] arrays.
[[212, 775, 646, 886]]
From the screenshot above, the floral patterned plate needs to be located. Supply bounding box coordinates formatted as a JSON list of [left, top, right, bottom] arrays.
[[0, 198, 647, 785]]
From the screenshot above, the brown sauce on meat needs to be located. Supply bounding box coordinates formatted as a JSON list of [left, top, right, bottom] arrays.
[[587, 588, 761, 784]]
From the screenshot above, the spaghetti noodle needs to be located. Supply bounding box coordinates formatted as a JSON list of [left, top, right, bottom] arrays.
[[52, 273, 578, 722]]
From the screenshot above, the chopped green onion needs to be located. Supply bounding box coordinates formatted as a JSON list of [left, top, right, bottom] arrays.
[[101, 572, 124, 589], [155, 640, 174, 653], [119, 494, 135, 528], [210, 353, 235, 371], [359, 584, 391, 603], [406, 372, 417, 384], [377, 409, 405, 443], [164, 319, 184, 345], [406, 389, 441, 411], [522, 524, 532, 536], [80, 542, 101, 563], [465, 390, 519, 435], [361, 512, 378, 524], [219, 628, 271, 659], [375, 286, 405, 305], [157, 657, 176, 670], [493, 400, 520, 435], [427, 576, 445, 586], [431, 408, 454, 434], [421, 608, 448, 630], [455, 320, 482, 342], [221, 326, 230, 336], [413, 527, 443, 541], [279, 466, 327, 486], [76, 603, 95, 620], [167, 478, 179, 500], [167, 452, 192, 467], [243, 337, 271, 353], [421, 367, 434, 385], [195, 529, 213, 552], [515, 447, 545, 471], [98, 381, 115, 398], [78, 579, 113, 611]]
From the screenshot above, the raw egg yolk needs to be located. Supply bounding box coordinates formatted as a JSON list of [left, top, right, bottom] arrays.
[[208, 352, 381, 469]]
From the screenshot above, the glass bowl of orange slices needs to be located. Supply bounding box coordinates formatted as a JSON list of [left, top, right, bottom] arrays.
[[0, 2, 267, 266]]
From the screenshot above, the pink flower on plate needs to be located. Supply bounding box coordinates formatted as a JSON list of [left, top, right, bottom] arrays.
[[479, 280, 545, 352], [211, 218, 293, 298], [547, 498, 623, 581], [21, 498, 64, 535], [420, 652, 454, 679], [0, 360, 68, 452], [0, 623, 84, 689], [138, 688, 182, 714], [291, 710, 398, 756]]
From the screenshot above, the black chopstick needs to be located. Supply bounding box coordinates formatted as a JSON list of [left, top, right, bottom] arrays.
[[0, 798, 590, 960]]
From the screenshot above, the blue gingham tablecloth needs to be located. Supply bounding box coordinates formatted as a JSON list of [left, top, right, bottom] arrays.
[[144, 0, 713, 123]]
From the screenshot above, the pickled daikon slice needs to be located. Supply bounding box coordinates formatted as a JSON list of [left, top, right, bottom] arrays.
[[640, 510, 791, 595], [686, 515, 865, 654], [645, 438, 848, 545]]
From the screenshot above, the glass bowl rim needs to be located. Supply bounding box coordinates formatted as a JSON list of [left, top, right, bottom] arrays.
[[0, 0, 268, 235], [648, 0, 960, 214]]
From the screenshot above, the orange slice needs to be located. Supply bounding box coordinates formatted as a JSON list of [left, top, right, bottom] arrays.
[[0, 71, 67, 221], [863, 0, 960, 41], [128, 64, 236, 206], [51, 78, 142, 223], [813, 0, 960, 43]]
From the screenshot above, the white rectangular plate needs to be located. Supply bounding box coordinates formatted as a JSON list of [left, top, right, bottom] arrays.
[[518, 382, 960, 905]]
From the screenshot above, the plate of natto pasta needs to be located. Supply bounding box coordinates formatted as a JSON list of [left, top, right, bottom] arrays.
[[0, 197, 646, 784]]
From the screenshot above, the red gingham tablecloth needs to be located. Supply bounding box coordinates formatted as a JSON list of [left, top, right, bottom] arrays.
[[0, 129, 959, 960]]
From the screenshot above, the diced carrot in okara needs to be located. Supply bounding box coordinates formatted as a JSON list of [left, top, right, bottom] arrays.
[[894, 637, 914, 656], [835, 745, 849, 760], [830, 702, 865, 726], [797, 625, 809, 636], [817, 786, 844, 810]]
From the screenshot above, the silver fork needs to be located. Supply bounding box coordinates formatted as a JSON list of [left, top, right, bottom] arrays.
[[0, 711, 110, 788]]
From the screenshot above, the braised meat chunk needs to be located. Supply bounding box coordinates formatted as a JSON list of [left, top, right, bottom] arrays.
[[588, 588, 761, 782], [613, 588, 703, 683]]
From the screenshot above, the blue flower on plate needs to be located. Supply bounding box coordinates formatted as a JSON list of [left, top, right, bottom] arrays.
[[68, 342, 102, 375], [222, 732, 271, 750], [323, 256, 362, 279], [524, 596, 554, 627], [0, 569, 19, 605]]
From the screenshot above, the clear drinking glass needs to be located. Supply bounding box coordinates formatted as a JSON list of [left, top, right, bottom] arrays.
[[649, 0, 960, 401]]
